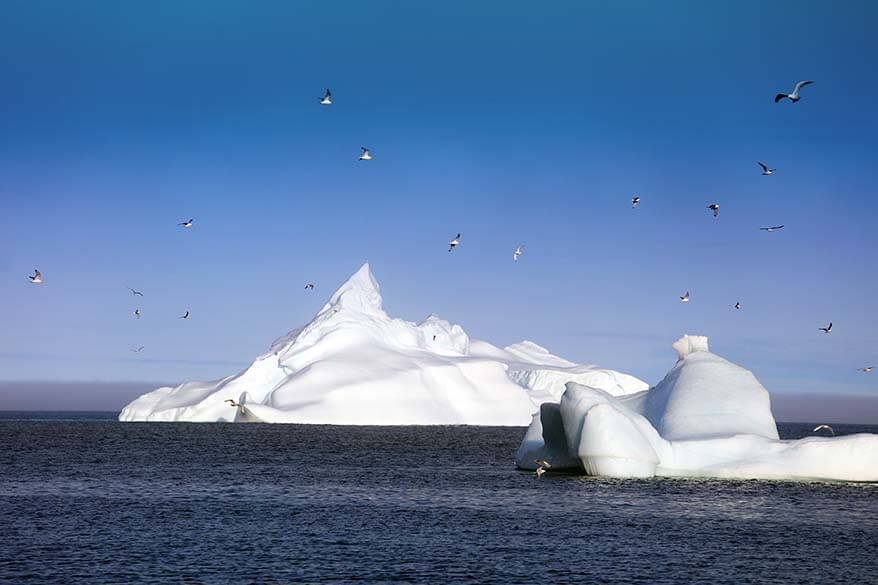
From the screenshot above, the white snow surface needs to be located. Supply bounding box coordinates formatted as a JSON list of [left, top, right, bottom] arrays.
[[516, 335, 878, 481], [120, 263, 647, 424]]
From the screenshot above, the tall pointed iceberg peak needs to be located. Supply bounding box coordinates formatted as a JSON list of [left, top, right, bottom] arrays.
[[120, 264, 647, 424]]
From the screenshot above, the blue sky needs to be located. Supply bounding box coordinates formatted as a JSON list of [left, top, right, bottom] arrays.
[[1, 1, 876, 411]]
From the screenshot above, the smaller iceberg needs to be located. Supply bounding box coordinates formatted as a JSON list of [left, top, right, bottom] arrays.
[[516, 335, 878, 482]]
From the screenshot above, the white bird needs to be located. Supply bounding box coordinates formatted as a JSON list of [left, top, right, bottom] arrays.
[[858, 366, 872, 373], [28, 269, 42, 284], [707, 203, 720, 218], [758, 162, 775, 175], [128, 287, 144, 296], [359, 147, 372, 161], [819, 322, 832, 334], [448, 233, 460, 252], [535, 466, 547, 479], [631, 196, 640, 208], [535, 459, 552, 468], [304, 283, 315, 290], [180, 310, 190, 320], [179, 219, 194, 228], [760, 225, 785, 232], [735, 301, 741, 310], [130, 346, 144, 353], [775, 80, 814, 103], [680, 291, 690, 303], [225, 399, 241, 407], [133, 308, 141, 319], [513, 245, 523, 261], [813, 424, 834, 436], [319, 88, 332, 105]]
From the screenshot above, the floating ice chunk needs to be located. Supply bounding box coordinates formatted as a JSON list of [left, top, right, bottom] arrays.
[[516, 335, 878, 482]]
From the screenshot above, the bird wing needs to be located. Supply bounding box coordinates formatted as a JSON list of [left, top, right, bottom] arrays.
[[774, 94, 787, 103], [773, 225, 784, 230], [35, 270, 41, 277], [758, 162, 768, 171], [325, 89, 331, 97], [794, 80, 814, 92]]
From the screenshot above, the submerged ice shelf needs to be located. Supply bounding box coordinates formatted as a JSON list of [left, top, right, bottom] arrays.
[[120, 264, 646, 425], [516, 335, 878, 482]]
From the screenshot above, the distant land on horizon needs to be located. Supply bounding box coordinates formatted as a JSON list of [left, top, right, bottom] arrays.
[[1, 381, 876, 425]]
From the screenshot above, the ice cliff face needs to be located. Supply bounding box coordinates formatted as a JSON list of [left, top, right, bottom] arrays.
[[516, 335, 878, 481], [120, 264, 646, 425]]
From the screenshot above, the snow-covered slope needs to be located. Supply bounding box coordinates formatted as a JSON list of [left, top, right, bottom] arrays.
[[516, 335, 878, 481], [120, 264, 646, 424]]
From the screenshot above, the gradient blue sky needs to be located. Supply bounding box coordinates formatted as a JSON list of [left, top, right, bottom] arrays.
[[1, 1, 876, 411]]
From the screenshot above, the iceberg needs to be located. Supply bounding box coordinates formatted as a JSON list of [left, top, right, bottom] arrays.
[[120, 264, 647, 424], [516, 335, 878, 481]]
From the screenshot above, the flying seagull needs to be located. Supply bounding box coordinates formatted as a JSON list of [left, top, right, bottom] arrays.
[[775, 80, 814, 103], [130, 346, 144, 353], [813, 424, 834, 436], [680, 291, 690, 303], [758, 162, 775, 176], [179, 219, 194, 228], [448, 233, 460, 252], [819, 322, 832, 334], [304, 283, 315, 290], [225, 399, 241, 407], [128, 287, 144, 296], [133, 309, 141, 319], [760, 225, 785, 232], [359, 147, 372, 161], [180, 310, 190, 320], [319, 88, 332, 105], [631, 196, 640, 209], [707, 204, 720, 218], [858, 366, 872, 373], [513, 245, 523, 261], [735, 301, 741, 310], [28, 269, 42, 284]]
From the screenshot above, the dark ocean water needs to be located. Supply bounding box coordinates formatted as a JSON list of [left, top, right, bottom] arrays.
[[1, 413, 876, 585]]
